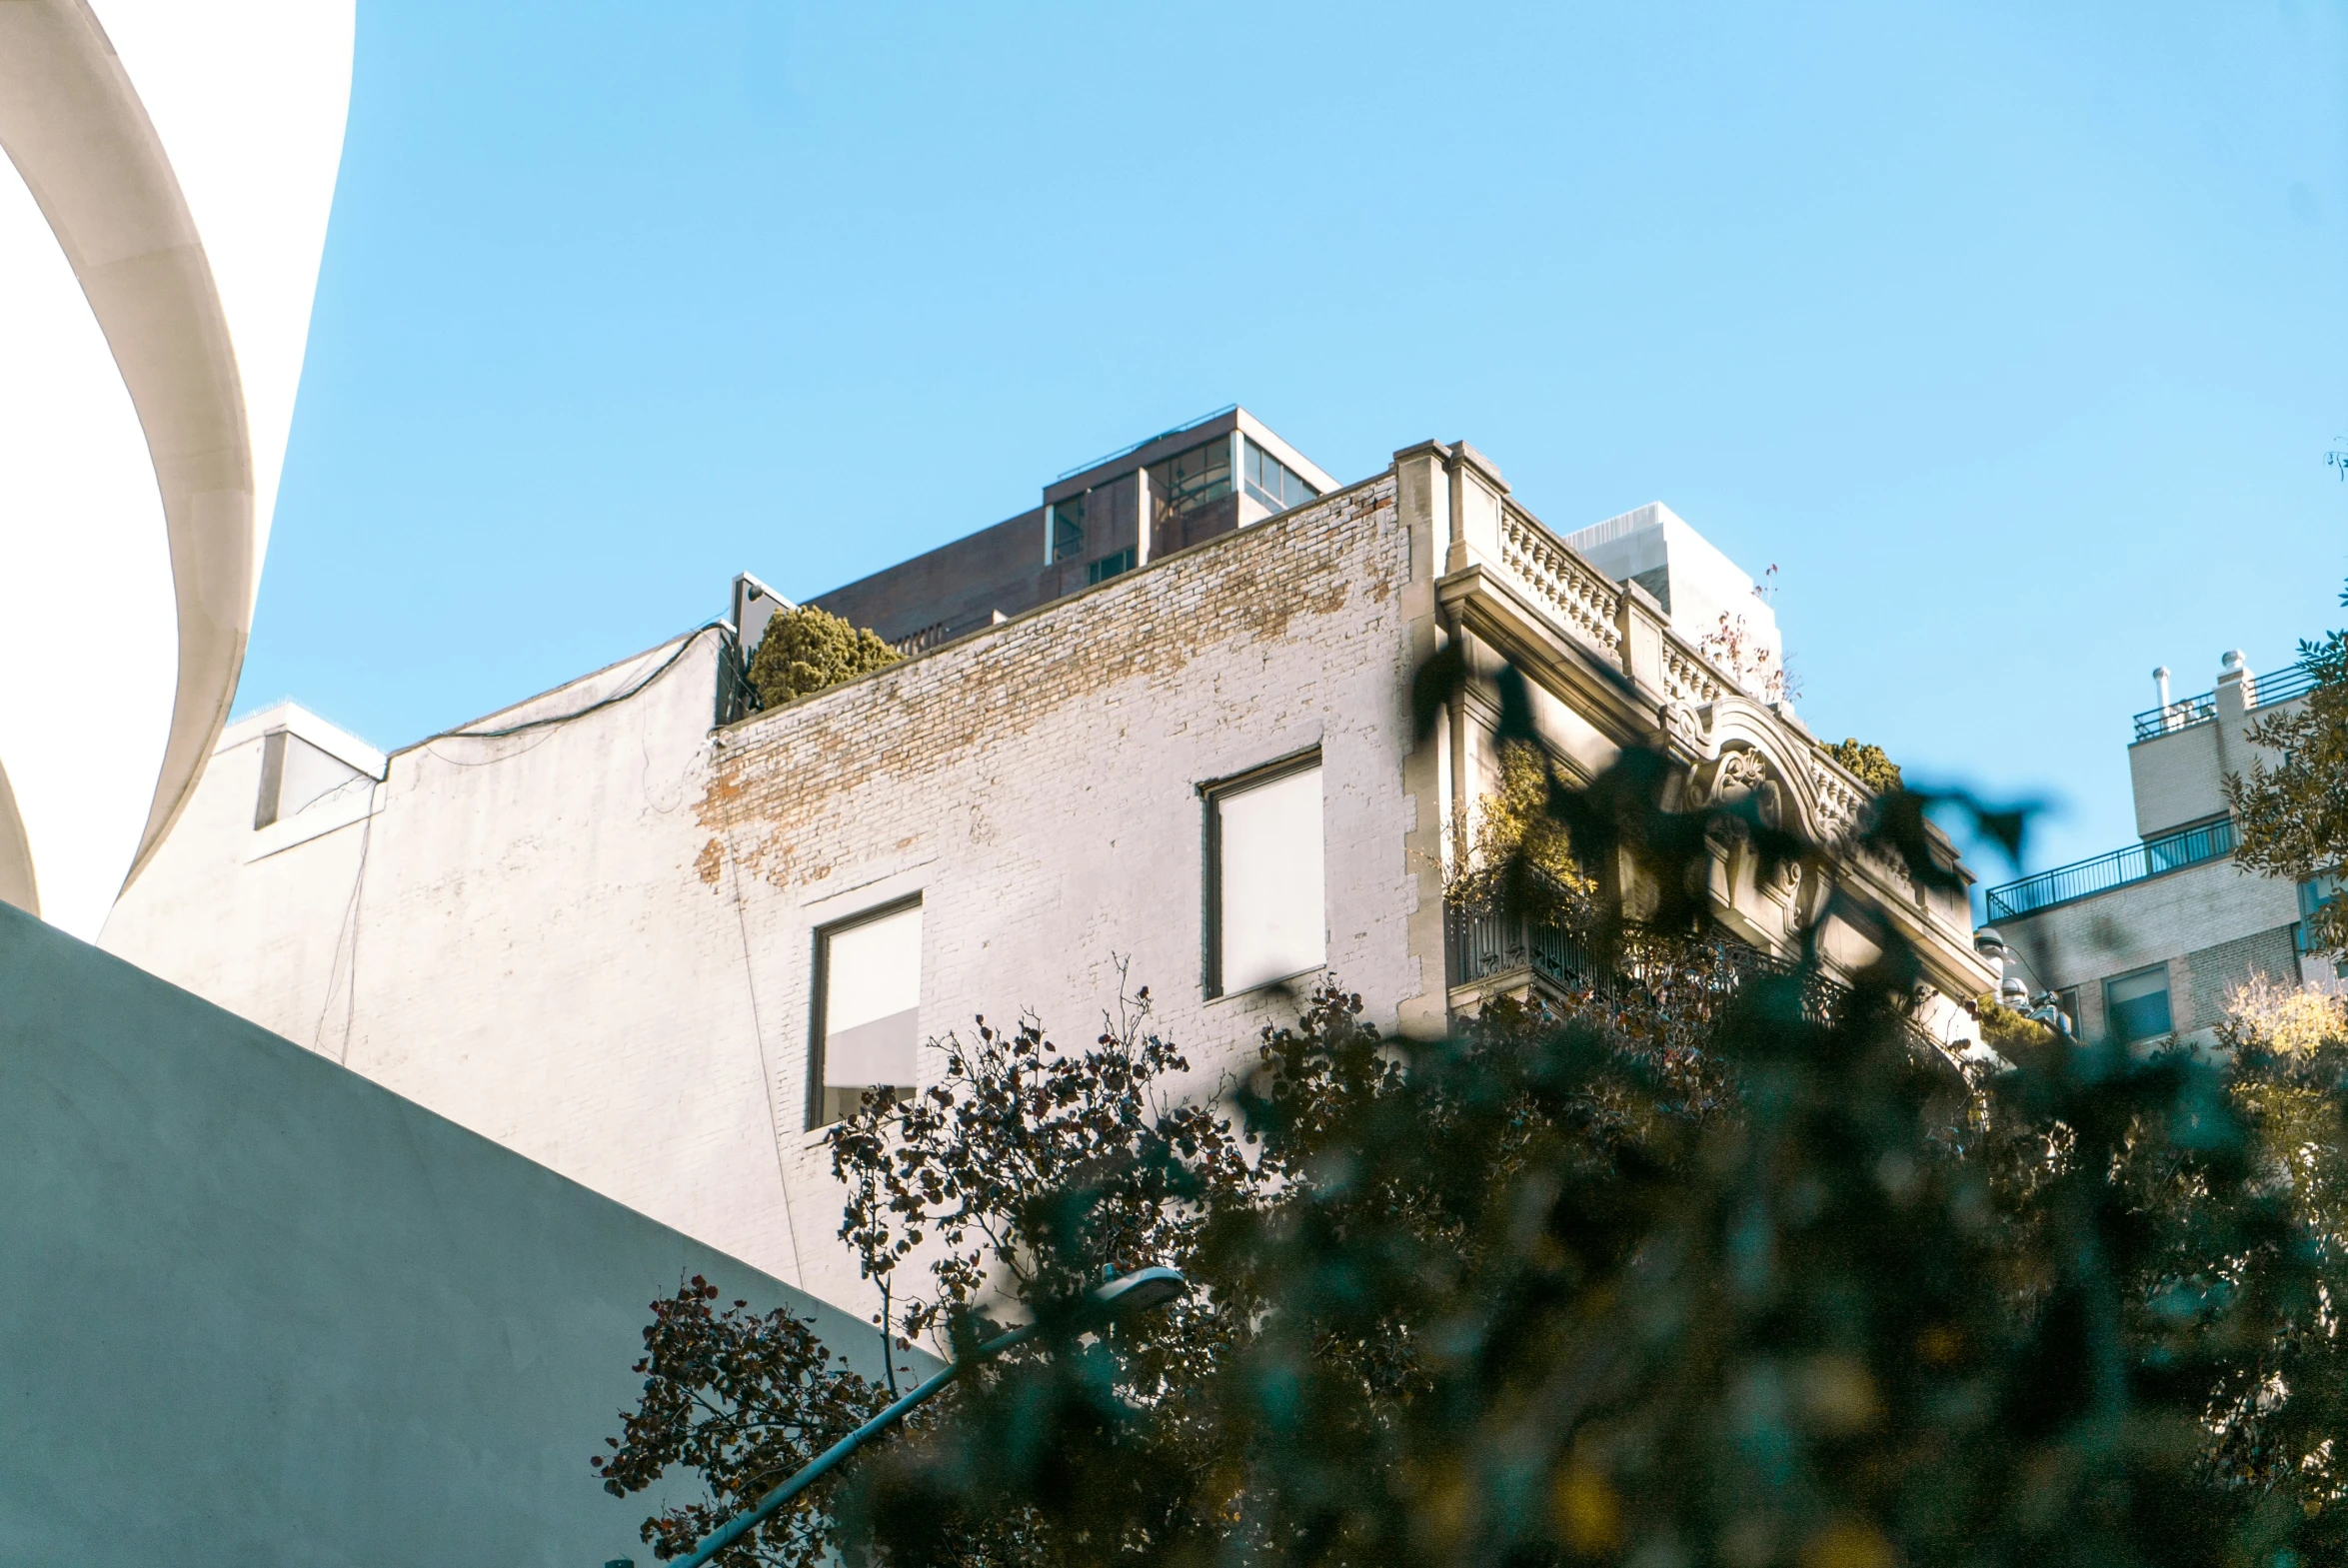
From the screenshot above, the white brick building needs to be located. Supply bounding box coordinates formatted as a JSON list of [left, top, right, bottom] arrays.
[[1979, 651, 2332, 1047], [103, 429, 1991, 1318]]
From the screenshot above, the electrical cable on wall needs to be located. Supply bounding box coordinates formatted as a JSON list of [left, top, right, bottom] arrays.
[[728, 839, 809, 1289], [418, 623, 731, 770], [315, 620, 749, 1073]]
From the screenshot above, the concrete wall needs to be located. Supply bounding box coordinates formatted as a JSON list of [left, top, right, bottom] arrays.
[[2127, 720, 2226, 839], [0, 901, 898, 1568], [107, 631, 818, 1291]]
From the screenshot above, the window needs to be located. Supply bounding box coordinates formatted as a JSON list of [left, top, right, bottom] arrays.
[[811, 898, 921, 1127], [2298, 871, 2344, 925], [2104, 964, 2173, 1045], [1051, 494, 1087, 563], [1206, 757, 1324, 996], [1147, 438, 1232, 522], [254, 729, 368, 829], [1087, 549, 1136, 585], [1242, 437, 1319, 514]]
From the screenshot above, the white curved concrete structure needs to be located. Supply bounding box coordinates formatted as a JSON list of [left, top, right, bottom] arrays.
[[0, 0, 353, 938]]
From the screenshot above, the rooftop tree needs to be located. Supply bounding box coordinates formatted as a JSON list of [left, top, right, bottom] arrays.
[[747, 605, 902, 710]]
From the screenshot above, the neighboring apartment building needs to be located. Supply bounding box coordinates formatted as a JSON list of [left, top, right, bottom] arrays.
[[1977, 652, 2333, 1049], [102, 415, 1992, 1318]]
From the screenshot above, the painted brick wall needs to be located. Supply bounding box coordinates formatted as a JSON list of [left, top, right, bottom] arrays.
[[700, 476, 1421, 1309], [105, 476, 1428, 1322]]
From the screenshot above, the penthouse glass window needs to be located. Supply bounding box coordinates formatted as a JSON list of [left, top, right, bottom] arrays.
[[1087, 548, 1136, 585], [2104, 964, 2173, 1045], [1242, 437, 1318, 514], [1148, 439, 1232, 520], [811, 898, 922, 1127], [1205, 756, 1325, 997], [1051, 493, 1087, 564]]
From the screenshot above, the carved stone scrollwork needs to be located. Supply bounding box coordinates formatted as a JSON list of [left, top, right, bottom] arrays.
[[1659, 702, 1701, 750], [1708, 747, 1785, 832], [1701, 746, 1804, 921]]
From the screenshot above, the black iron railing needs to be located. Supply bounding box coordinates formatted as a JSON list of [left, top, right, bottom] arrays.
[[2251, 663, 2323, 710], [2131, 663, 2323, 741], [1982, 816, 2235, 922], [1444, 897, 1937, 1054], [2131, 692, 2216, 741]]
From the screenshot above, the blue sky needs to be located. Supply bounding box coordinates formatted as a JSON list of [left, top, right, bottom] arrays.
[[243, 0, 2348, 880]]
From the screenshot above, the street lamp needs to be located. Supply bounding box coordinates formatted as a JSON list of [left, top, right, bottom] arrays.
[[662, 1265, 1188, 1568]]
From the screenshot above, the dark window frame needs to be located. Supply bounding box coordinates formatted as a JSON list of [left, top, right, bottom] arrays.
[[806, 891, 925, 1130], [1051, 494, 1088, 564], [1087, 548, 1137, 585], [2103, 962, 2174, 1046], [1198, 747, 1324, 1000], [1149, 437, 1233, 523]]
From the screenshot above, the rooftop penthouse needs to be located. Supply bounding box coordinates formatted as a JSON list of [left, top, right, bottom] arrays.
[[745, 409, 1788, 705], [789, 406, 1337, 656]]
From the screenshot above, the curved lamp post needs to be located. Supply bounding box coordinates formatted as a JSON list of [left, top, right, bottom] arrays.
[[665, 1265, 1189, 1568]]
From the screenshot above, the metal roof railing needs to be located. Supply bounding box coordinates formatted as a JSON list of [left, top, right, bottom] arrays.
[[2132, 691, 2216, 741], [1055, 405, 1238, 482], [1983, 816, 2235, 922], [2250, 662, 2323, 710], [2132, 663, 2323, 741]]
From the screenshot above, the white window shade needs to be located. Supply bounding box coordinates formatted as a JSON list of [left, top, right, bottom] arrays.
[[1215, 765, 1324, 994], [822, 903, 922, 1088]]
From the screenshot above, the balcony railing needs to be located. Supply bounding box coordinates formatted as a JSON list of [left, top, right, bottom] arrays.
[[1443, 897, 1936, 1054], [1982, 816, 2235, 922], [2131, 663, 2322, 741]]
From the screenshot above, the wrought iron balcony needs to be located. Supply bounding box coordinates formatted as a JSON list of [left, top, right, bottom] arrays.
[[1443, 892, 1934, 1053], [1982, 816, 2235, 922]]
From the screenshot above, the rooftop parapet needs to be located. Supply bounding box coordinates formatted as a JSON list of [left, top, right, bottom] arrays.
[[2132, 660, 2318, 741]]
